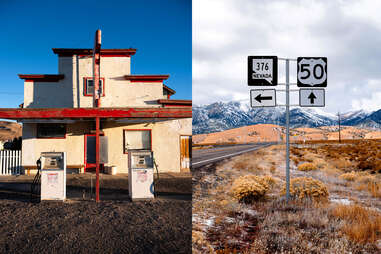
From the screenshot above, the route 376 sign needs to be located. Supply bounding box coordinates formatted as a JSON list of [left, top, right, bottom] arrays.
[[248, 56, 278, 86], [297, 57, 327, 87]]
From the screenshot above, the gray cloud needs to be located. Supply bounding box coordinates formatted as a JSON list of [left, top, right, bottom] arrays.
[[193, 0, 381, 113]]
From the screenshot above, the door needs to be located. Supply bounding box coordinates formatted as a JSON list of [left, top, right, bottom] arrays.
[[84, 134, 104, 172], [180, 135, 191, 171]]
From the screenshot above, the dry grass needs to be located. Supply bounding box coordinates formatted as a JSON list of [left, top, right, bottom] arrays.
[[193, 142, 381, 253], [331, 204, 381, 243], [298, 162, 317, 171]]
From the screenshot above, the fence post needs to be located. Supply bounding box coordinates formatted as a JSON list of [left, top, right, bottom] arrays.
[[0, 151, 3, 175]]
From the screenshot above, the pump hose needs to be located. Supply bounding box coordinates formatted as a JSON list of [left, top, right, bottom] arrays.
[[153, 158, 159, 197]]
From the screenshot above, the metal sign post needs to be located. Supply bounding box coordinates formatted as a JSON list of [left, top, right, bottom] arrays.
[[285, 59, 290, 201], [248, 55, 327, 203]]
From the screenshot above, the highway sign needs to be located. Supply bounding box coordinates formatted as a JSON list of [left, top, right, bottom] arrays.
[[250, 89, 276, 107], [297, 57, 327, 87], [248, 56, 278, 86], [299, 89, 325, 107]]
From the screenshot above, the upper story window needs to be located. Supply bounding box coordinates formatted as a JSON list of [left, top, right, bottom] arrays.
[[84, 77, 105, 97]]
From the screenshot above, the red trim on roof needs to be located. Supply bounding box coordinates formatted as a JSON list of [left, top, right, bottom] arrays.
[[18, 74, 64, 82], [163, 84, 175, 95], [157, 99, 192, 107], [52, 48, 137, 57], [124, 75, 169, 82], [0, 107, 191, 119]]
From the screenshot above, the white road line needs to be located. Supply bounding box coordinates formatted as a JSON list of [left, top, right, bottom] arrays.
[[192, 146, 263, 166]]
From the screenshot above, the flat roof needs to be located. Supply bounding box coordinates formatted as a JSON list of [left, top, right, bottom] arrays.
[[52, 48, 137, 57]]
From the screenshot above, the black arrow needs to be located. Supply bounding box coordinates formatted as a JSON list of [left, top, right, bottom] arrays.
[[255, 94, 272, 103], [308, 92, 316, 104]]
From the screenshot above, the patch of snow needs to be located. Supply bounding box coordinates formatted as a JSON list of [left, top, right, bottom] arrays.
[[330, 197, 351, 205]]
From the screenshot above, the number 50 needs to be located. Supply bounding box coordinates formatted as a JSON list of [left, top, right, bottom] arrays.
[[300, 63, 324, 80]]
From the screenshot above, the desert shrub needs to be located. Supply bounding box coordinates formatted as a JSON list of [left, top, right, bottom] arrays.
[[331, 204, 381, 243], [339, 171, 356, 181], [281, 177, 328, 200], [262, 175, 276, 186], [297, 162, 317, 171], [231, 175, 269, 203]]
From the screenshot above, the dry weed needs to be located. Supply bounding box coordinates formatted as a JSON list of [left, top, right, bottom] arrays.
[[340, 171, 357, 181], [298, 162, 317, 171], [230, 175, 270, 203], [281, 177, 329, 200]]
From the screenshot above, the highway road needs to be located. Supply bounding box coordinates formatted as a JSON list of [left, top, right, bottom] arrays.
[[192, 143, 274, 169]]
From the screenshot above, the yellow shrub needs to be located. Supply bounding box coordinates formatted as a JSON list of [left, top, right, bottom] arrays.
[[298, 162, 317, 171], [281, 177, 329, 200], [262, 175, 276, 186], [339, 171, 357, 181], [231, 175, 269, 203]]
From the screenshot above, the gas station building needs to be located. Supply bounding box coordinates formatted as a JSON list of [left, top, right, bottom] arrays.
[[0, 47, 192, 175]]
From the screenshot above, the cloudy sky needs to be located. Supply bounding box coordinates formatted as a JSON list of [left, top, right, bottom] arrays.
[[193, 0, 381, 113]]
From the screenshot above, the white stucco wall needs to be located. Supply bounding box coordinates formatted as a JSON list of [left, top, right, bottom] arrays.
[[23, 55, 167, 108], [21, 118, 191, 173]]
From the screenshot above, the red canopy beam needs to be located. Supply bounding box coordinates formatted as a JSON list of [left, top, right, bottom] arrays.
[[0, 107, 192, 119]]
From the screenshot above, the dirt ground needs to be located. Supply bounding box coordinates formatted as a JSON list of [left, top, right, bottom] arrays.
[[0, 173, 192, 253], [192, 142, 381, 253]]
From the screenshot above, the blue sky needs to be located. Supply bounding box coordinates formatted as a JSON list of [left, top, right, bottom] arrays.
[[0, 0, 191, 108]]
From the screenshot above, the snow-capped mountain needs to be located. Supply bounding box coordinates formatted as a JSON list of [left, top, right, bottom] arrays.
[[192, 101, 381, 134]]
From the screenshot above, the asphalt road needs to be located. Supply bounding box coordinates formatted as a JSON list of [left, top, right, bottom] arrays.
[[192, 143, 274, 169]]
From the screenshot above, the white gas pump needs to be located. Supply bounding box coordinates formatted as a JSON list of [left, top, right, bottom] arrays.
[[40, 152, 66, 201], [128, 150, 155, 200]]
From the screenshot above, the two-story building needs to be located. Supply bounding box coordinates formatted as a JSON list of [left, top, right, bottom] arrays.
[[0, 47, 192, 174]]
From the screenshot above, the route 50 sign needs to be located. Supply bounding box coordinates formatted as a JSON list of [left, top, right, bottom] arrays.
[[297, 57, 327, 87]]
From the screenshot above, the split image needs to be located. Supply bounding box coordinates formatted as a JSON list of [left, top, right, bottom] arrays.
[[0, 0, 381, 253]]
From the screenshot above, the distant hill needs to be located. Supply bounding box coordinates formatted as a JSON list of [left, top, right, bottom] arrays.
[[0, 121, 22, 141], [192, 124, 381, 144], [193, 101, 381, 134]]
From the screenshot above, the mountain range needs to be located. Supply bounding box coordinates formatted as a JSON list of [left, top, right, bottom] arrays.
[[192, 101, 381, 134]]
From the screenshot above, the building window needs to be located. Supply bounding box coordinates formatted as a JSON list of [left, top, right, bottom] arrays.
[[84, 77, 105, 96], [123, 129, 151, 153], [37, 123, 66, 138]]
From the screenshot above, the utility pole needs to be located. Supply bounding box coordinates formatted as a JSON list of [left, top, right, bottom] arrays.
[[337, 112, 341, 143]]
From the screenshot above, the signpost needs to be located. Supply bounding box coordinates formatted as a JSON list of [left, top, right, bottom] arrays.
[[248, 55, 327, 202], [248, 56, 278, 86], [250, 89, 276, 107], [299, 89, 325, 107]]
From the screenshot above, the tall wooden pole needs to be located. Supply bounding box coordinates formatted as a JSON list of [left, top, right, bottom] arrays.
[[338, 112, 341, 143], [93, 29, 101, 202]]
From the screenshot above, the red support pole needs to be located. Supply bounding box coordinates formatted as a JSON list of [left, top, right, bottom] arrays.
[[93, 29, 101, 202], [95, 116, 100, 202]]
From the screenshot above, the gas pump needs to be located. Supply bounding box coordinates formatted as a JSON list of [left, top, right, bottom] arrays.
[[40, 152, 66, 201], [128, 150, 154, 200]]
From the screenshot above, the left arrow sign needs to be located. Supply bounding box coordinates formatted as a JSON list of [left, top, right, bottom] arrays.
[[250, 89, 276, 107], [255, 94, 273, 103]]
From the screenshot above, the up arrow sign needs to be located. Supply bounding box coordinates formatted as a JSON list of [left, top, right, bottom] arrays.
[[299, 89, 325, 107], [255, 94, 273, 103], [308, 92, 316, 104]]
